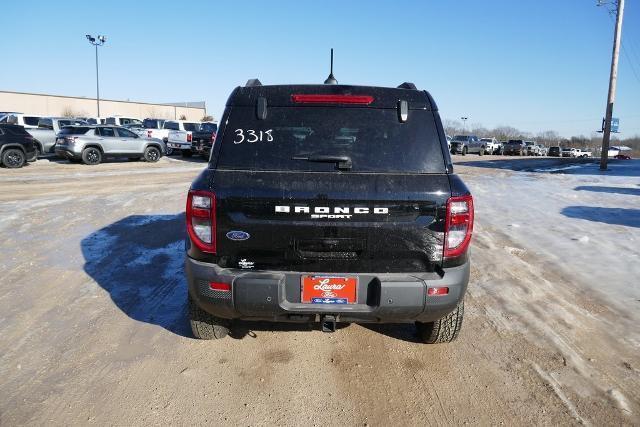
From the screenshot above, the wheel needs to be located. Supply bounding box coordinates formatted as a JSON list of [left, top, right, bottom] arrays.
[[461, 146, 467, 156], [35, 145, 42, 158], [188, 294, 230, 339], [478, 147, 485, 156], [81, 147, 102, 165], [416, 299, 464, 344], [166, 146, 173, 156], [181, 149, 193, 158], [2, 149, 26, 168], [144, 146, 161, 162]]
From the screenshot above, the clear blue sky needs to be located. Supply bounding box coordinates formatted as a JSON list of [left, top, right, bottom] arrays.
[[1, 0, 638, 137]]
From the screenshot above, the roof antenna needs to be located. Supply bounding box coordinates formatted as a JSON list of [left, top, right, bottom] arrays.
[[324, 48, 338, 85]]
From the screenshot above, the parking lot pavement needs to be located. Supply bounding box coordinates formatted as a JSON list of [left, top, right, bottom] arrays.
[[0, 157, 638, 425]]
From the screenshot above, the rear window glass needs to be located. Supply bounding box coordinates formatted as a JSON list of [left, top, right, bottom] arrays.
[[24, 116, 40, 126], [105, 117, 116, 124], [215, 107, 446, 173], [200, 123, 217, 133], [164, 121, 179, 130], [143, 119, 163, 129], [183, 122, 199, 132], [58, 127, 91, 135], [38, 119, 54, 130]]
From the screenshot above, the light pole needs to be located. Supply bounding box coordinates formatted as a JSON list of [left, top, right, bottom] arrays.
[[461, 116, 468, 133], [86, 34, 106, 117]]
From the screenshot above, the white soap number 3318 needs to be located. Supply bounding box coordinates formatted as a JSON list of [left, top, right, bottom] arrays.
[[234, 129, 273, 144]]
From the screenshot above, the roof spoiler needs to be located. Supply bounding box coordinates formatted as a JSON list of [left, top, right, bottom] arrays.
[[245, 79, 262, 87], [397, 82, 417, 90]]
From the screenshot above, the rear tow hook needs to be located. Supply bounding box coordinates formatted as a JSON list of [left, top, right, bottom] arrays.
[[321, 315, 337, 333]]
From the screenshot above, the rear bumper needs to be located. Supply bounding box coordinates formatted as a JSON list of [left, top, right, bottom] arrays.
[[168, 142, 191, 150], [186, 257, 470, 324], [55, 148, 79, 160]]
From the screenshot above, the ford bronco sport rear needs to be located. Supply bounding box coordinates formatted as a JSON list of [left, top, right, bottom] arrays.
[[185, 80, 473, 343]]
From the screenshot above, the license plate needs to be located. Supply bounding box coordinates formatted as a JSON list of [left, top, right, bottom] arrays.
[[301, 275, 357, 304]]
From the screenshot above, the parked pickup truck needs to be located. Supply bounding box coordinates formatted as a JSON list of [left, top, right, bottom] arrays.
[[573, 148, 592, 158], [0, 113, 42, 129], [167, 121, 217, 157], [480, 137, 501, 155], [503, 140, 527, 156], [27, 117, 87, 156], [185, 80, 473, 344]]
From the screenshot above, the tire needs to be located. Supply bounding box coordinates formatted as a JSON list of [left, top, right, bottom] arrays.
[[188, 294, 230, 339], [461, 146, 467, 156], [166, 147, 173, 156], [35, 145, 42, 158], [81, 147, 102, 165], [2, 149, 26, 168], [144, 146, 161, 162], [479, 147, 485, 156], [181, 149, 193, 158], [416, 299, 464, 344]]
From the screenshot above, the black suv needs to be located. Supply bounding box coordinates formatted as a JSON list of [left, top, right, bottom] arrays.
[[0, 124, 37, 168], [185, 80, 474, 343]]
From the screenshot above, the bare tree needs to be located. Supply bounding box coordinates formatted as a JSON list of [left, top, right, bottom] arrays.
[[443, 119, 462, 136], [179, 114, 187, 120], [492, 126, 521, 141], [201, 115, 214, 122]]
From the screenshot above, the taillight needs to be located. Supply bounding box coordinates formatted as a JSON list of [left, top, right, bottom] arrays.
[[187, 133, 192, 143], [209, 282, 230, 291], [147, 130, 152, 138], [291, 94, 374, 105], [186, 190, 216, 253], [211, 132, 216, 142], [444, 194, 474, 258]]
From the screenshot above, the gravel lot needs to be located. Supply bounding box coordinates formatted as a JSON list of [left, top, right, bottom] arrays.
[[0, 155, 638, 425]]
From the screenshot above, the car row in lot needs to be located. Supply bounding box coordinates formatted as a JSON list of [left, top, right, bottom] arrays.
[[449, 136, 550, 157], [0, 111, 220, 168], [447, 135, 599, 158]]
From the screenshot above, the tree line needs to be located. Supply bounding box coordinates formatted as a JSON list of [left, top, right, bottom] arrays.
[[443, 119, 640, 156]]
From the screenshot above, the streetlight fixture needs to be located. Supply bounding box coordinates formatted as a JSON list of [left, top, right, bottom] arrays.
[[86, 34, 106, 117], [461, 116, 468, 133]]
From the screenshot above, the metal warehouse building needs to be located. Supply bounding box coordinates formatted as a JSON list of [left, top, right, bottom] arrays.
[[0, 90, 207, 121]]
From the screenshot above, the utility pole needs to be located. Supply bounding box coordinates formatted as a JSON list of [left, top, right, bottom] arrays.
[[461, 117, 468, 133], [86, 35, 107, 117], [599, 0, 624, 171]]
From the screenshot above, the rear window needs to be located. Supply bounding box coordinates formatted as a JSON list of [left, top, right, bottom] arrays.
[[24, 116, 40, 126], [183, 122, 199, 132], [38, 119, 54, 130], [164, 121, 179, 130], [215, 107, 446, 173], [58, 127, 91, 135], [200, 123, 217, 133], [105, 117, 116, 124], [143, 119, 163, 129]]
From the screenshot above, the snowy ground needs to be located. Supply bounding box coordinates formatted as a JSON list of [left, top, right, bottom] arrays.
[[0, 155, 638, 425]]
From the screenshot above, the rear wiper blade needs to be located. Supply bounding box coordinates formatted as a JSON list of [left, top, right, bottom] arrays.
[[291, 155, 352, 170]]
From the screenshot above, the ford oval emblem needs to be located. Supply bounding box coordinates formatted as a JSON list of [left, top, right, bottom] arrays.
[[226, 230, 250, 241]]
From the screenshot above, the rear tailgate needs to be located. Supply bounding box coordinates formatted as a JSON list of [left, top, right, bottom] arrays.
[[212, 170, 449, 273]]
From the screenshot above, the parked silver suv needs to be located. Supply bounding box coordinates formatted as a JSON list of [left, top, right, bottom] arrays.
[[54, 125, 165, 165]]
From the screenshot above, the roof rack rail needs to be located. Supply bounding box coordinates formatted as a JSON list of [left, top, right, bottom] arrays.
[[397, 82, 417, 90], [245, 79, 262, 87]]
